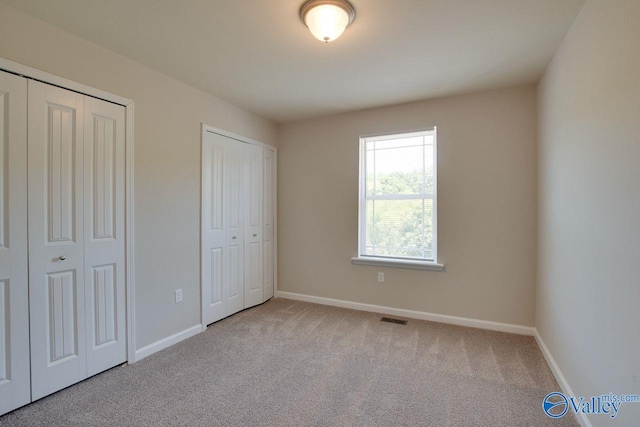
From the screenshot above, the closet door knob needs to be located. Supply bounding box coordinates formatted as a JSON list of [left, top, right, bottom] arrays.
[[58, 256, 67, 261], [253, 234, 257, 237], [232, 236, 237, 240]]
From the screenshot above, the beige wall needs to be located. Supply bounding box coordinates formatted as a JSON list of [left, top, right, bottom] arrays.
[[0, 3, 277, 349], [537, 1, 640, 425], [278, 85, 538, 326]]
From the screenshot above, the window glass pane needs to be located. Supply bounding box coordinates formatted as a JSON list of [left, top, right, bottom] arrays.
[[423, 199, 434, 260], [374, 145, 423, 195], [365, 149, 375, 197], [424, 139, 435, 194], [366, 199, 374, 247], [367, 199, 423, 258]]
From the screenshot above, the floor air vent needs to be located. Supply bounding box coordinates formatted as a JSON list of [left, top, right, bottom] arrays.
[[380, 317, 408, 325]]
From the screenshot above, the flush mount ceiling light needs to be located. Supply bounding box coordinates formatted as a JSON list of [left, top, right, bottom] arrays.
[[300, 0, 356, 43]]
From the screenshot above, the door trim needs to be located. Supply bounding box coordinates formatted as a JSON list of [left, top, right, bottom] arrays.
[[200, 124, 277, 329], [0, 57, 138, 364], [203, 124, 275, 150]]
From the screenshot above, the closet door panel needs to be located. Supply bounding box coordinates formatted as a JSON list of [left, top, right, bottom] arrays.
[[28, 80, 87, 401], [244, 145, 263, 308], [83, 97, 126, 376], [225, 144, 244, 316], [0, 71, 30, 415], [202, 134, 226, 325], [263, 149, 275, 300], [202, 131, 276, 323]]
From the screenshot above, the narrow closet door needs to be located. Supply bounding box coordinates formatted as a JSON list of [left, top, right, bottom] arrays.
[[244, 144, 263, 308], [202, 133, 245, 322], [0, 71, 30, 415], [83, 97, 126, 376], [263, 148, 275, 301], [28, 80, 87, 401], [202, 132, 227, 325], [225, 140, 245, 316]]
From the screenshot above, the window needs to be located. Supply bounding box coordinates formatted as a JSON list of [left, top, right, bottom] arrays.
[[352, 129, 443, 270]]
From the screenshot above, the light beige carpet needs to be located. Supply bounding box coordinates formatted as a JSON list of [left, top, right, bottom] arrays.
[[1, 298, 578, 426]]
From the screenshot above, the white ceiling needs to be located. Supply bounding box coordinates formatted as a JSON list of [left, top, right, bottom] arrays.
[[2, 0, 585, 123]]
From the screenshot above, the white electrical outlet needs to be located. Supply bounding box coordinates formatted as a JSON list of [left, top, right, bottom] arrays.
[[378, 272, 384, 283], [175, 289, 183, 303]]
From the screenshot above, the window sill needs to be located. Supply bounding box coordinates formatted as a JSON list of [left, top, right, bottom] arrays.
[[351, 257, 445, 271]]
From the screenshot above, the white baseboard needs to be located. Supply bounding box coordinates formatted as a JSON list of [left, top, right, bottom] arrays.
[[276, 291, 534, 336], [134, 324, 203, 362], [533, 329, 592, 427]]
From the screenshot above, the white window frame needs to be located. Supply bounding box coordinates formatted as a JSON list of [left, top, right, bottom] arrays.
[[351, 128, 444, 271]]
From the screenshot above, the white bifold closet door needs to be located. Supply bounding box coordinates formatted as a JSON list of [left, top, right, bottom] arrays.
[[224, 138, 246, 317], [262, 148, 275, 300], [0, 71, 31, 415], [202, 133, 242, 324], [202, 131, 274, 326], [27, 80, 126, 401], [244, 143, 263, 309]]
